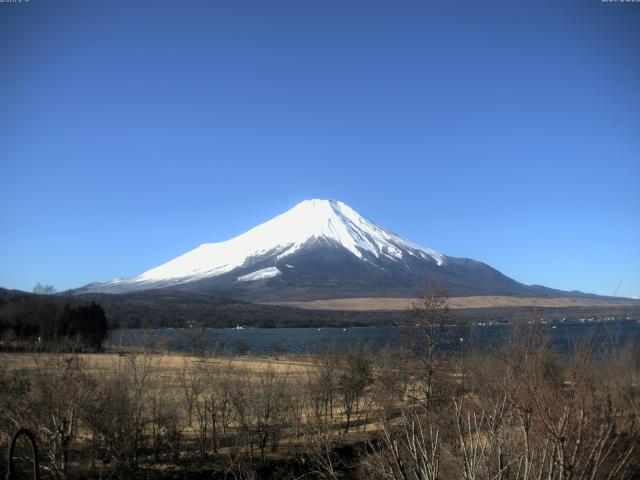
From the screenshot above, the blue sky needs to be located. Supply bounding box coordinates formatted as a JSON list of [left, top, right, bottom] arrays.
[[1, 0, 638, 297]]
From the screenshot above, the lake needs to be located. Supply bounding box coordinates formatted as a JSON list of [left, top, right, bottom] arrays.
[[107, 319, 640, 356]]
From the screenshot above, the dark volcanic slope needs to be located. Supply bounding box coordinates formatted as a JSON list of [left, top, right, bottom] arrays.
[[161, 240, 590, 302]]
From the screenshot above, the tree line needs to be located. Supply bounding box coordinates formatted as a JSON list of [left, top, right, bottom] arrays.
[[0, 291, 108, 350]]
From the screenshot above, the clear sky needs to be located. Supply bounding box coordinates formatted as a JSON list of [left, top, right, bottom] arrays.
[[1, 0, 638, 297]]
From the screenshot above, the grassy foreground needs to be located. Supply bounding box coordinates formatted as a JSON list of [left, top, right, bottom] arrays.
[[1, 321, 639, 479]]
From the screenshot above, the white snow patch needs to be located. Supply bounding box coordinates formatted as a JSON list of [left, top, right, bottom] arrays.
[[236, 267, 281, 282]]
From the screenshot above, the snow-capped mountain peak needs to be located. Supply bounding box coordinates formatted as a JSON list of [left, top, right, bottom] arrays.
[[75, 199, 579, 301], [84, 199, 444, 293]]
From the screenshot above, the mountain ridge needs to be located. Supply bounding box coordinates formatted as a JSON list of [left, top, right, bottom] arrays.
[[74, 199, 603, 301]]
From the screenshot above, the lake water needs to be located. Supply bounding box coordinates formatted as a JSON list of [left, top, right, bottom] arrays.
[[107, 320, 640, 356]]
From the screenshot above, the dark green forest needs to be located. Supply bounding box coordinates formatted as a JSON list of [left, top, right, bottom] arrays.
[[0, 291, 108, 350]]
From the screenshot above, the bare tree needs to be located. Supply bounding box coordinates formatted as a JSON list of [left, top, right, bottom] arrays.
[[178, 359, 203, 427], [3, 355, 93, 479], [306, 355, 338, 433], [373, 345, 410, 420], [406, 283, 450, 408], [82, 349, 155, 477], [149, 372, 182, 463], [202, 362, 225, 453], [337, 348, 373, 433], [287, 370, 309, 438], [361, 409, 441, 480], [252, 366, 290, 463], [33, 283, 57, 295], [181, 323, 210, 356]]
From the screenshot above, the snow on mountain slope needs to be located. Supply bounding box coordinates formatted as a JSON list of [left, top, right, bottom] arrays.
[[90, 199, 444, 292], [236, 267, 281, 282]]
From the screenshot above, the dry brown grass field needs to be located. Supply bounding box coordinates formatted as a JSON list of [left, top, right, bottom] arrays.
[[267, 295, 639, 310], [0, 352, 317, 376]]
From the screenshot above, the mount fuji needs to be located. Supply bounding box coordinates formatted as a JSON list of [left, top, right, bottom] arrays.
[[76, 199, 575, 301]]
